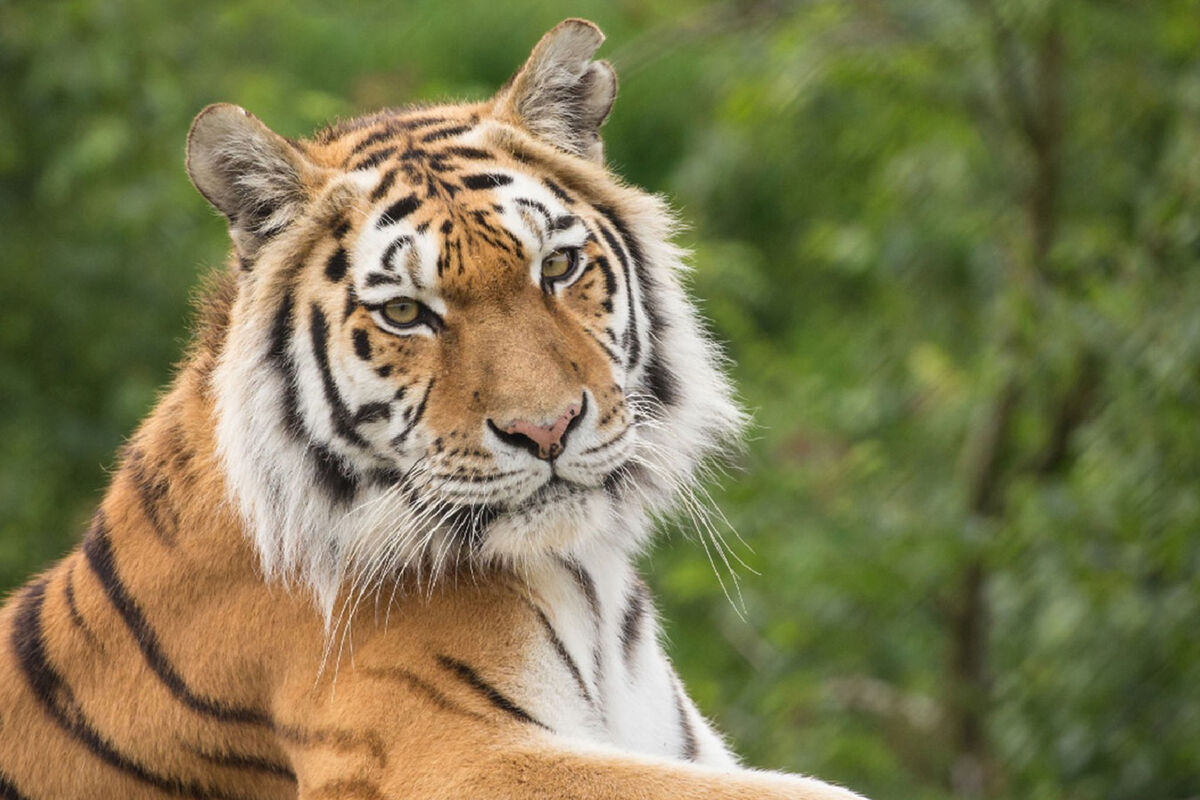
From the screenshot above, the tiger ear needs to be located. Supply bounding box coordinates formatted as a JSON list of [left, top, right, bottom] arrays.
[[186, 103, 317, 260], [492, 18, 617, 162]]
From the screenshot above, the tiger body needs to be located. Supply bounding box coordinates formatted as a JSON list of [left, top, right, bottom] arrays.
[[0, 20, 864, 800]]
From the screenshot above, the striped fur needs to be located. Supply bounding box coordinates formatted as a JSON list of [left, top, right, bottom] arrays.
[[0, 19, 865, 800]]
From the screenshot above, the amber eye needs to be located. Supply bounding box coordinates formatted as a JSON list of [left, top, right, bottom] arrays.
[[541, 248, 580, 287], [381, 298, 421, 327]]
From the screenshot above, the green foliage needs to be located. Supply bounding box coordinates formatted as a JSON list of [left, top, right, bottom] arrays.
[[1, 2, 1197, 798]]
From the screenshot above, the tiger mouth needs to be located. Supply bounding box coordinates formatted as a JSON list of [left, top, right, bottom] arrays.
[[435, 476, 589, 542]]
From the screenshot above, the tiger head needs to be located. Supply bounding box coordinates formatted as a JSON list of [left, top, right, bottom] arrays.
[[187, 19, 742, 617]]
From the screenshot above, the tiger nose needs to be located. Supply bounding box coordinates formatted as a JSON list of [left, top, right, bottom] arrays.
[[490, 399, 585, 461]]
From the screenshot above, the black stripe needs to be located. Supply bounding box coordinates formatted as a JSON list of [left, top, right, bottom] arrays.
[[324, 247, 349, 282], [266, 291, 305, 439], [360, 665, 486, 720], [595, 219, 641, 368], [369, 168, 398, 202], [420, 124, 472, 142], [309, 304, 369, 448], [460, 173, 512, 191], [389, 378, 433, 449], [192, 748, 296, 782], [442, 146, 492, 160], [352, 402, 391, 426], [582, 326, 623, 365], [350, 126, 398, 155], [530, 604, 594, 708], [543, 178, 574, 203], [590, 254, 617, 313], [435, 655, 549, 730], [351, 146, 396, 171], [364, 273, 404, 288], [126, 448, 178, 547], [380, 235, 413, 274], [560, 557, 599, 618], [352, 329, 372, 361], [63, 562, 100, 649], [394, 114, 449, 130], [377, 194, 421, 228], [673, 680, 699, 761], [82, 514, 272, 726], [514, 197, 551, 226], [619, 581, 647, 669], [0, 769, 32, 800], [309, 443, 359, 505], [595, 203, 679, 408], [11, 580, 248, 798], [551, 214, 579, 233], [558, 557, 606, 718]]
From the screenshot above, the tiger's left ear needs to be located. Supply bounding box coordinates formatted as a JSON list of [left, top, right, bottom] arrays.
[[492, 19, 617, 162]]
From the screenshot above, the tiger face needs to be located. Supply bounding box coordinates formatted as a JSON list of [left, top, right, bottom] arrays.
[[188, 20, 741, 616]]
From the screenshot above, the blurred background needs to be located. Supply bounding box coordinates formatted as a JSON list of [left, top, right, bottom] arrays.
[[2, 1, 1198, 798]]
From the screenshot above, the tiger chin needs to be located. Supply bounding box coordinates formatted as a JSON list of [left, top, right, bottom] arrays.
[[0, 20, 867, 800]]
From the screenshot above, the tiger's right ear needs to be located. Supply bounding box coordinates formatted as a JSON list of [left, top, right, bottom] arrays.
[[186, 103, 317, 260]]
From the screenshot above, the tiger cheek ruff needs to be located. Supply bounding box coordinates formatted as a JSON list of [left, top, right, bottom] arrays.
[[0, 19, 867, 800]]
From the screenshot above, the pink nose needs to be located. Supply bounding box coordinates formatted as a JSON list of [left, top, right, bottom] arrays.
[[498, 401, 583, 460]]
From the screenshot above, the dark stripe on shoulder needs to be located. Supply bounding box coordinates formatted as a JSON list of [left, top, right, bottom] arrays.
[[126, 448, 178, 547], [360, 665, 486, 720], [309, 778, 384, 800], [273, 723, 387, 768], [192, 748, 296, 783], [11, 579, 250, 798], [82, 514, 272, 726], [63, 560, 100, 649], [435, 655, 549, 730], [0, 769, 32, 800]]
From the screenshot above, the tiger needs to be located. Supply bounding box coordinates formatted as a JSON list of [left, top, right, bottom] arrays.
[[0, 19, 867, 800]]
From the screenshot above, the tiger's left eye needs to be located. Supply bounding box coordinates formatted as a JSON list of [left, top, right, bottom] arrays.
[[541, 248, 580, 287]]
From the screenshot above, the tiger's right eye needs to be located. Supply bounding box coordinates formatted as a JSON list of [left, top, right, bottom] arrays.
[[381, 298, 421, 327]]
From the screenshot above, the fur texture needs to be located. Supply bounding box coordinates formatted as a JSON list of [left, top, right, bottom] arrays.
[[0, 19, 866, 800]]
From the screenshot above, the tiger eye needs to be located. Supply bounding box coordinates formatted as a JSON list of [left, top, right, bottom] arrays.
[[542, 250, 573, 279], [381, 299, 420, 326]]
